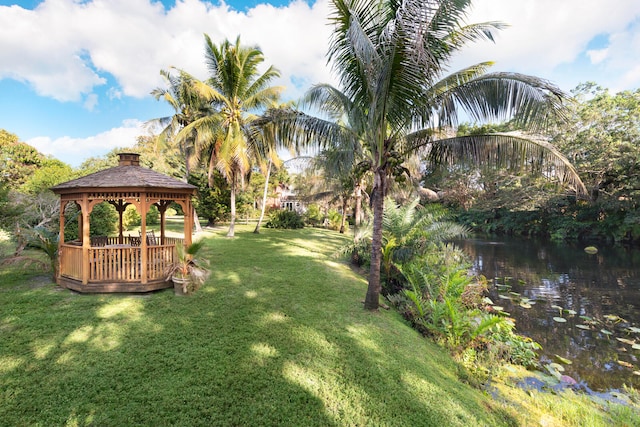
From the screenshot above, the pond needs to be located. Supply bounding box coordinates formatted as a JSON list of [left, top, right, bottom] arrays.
[[454, 237, 640, 392]]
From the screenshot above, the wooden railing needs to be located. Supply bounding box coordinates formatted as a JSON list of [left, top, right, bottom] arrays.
[[60, 244, 83, 280], [59, 241, 181, 284], [90, 246, 142, 282]]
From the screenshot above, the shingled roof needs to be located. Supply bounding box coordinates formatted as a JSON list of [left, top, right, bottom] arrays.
[[50, 153, 196, 193]]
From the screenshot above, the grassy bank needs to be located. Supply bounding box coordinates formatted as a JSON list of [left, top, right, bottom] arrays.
[[0, 226, 636, 426]]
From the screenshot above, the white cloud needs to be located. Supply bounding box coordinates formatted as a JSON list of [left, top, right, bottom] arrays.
[[3, 0, 639, 107], [27, 119, 145, 167], [449, 0, 640, 90], [587, 48, 609, 65], [0, 0, 334, 104]]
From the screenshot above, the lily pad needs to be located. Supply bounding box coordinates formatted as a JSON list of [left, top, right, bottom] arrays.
[[553, 317, 567, 323], [498, 294, 512, 300], [584, 246, 598, 254], [564, 309, 577, 316], [600, 329, 613, 335], [632, 344, 640, 350], [509, 291, 521, 296], [551, 305, 563, 311], [617, 360, 634, 369], [616, 337, 636, 345], [604, 314, 626, 323], [575, 324, 591, 330], [580, 315, 593, 321], [627, 327, 640, 334], [554, 355, 572, 365], [492, 306, 504, 312], [519, 302, 532, 309]]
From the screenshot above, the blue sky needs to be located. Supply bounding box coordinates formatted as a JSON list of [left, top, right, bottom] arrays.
[[1, 0, 639, 167]]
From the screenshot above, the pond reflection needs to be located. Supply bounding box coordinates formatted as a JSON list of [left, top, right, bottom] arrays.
[[455, 237, 640, 392]]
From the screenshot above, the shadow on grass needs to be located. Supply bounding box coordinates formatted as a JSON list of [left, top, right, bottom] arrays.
[[0, 227, 514, 426]]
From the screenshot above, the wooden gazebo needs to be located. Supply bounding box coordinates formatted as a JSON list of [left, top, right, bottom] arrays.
[[51, 153, 197, 293]]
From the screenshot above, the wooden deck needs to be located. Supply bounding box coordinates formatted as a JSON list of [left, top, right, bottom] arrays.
[[58, 236, 184, 293]]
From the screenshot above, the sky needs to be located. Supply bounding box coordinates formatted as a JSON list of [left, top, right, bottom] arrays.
[[1, 0, 639, 167]]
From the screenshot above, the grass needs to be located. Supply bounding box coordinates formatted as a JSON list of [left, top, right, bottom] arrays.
[[0, 226, 637, 426]]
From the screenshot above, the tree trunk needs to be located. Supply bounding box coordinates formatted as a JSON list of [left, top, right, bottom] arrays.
[[364, 169, 385, 310], [227, 171, 236, 237], [354, 181, 362, 229], [339, 195, 347, 234], [254, 159, 272, 234], [193, 212, 203, 233]]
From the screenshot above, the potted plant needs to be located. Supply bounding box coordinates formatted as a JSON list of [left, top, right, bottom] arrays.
[[165, 240, 210, 296]]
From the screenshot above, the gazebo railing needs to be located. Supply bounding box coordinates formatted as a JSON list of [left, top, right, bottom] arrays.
[[59, 237, 184, 284]]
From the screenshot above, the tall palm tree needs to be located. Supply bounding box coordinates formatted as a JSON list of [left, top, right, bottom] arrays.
[[273, 0, 586, 310], [181, 35, 283, 237], [149, 68, 213, 232], [150, 68, 212, 180]]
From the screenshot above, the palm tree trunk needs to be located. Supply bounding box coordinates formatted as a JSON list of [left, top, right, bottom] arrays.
[[254, 159, 272, 234], [253, 159, 271, 234], [227, 170, 237, 237], [339, 195, 347, 234], [364, 169, 385, 310], [354, 181, 362, 229]]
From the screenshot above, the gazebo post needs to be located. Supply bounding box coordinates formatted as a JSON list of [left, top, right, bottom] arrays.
[[56, 200, 67, 284], [81, 196, 91, 285], [140, 193, 148, 285], [157, 200, 171, 245]]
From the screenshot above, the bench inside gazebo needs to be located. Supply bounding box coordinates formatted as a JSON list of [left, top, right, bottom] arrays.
[[51, 153, 197, 293]]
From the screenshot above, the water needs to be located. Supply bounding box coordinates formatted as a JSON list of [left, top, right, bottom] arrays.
[[455, 237, 640, 392]]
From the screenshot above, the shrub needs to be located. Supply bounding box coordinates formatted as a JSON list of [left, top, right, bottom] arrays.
[[123, 205, 160, 230], [265, 210, 305, 229], [305, 204, 324, 226], [326, 208, 347, 231]]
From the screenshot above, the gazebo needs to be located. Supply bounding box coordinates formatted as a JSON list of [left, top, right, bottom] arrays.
[[51, 153, 197, 293]]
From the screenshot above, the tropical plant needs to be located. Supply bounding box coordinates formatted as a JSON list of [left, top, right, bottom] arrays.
[[381, 197, 467, 280], [271, 0, 585, 310], [180, 35, 283, 237], [165, 240, 210, 295], [265, 210, 305, 229], [29, 226, 59, 280]]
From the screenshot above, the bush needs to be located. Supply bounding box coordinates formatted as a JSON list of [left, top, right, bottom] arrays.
[[265, 210, 305, 229], [122, 205, 160, 230], [305, 204, 324, 226], [326, 208, 347, 231]]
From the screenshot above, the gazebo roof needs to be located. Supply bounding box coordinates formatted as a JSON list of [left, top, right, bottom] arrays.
[[51, 153, 196, 194]]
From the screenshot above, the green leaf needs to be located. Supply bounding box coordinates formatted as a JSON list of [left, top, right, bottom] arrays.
[[554, 355, 572, 365], [553, 317, 567, 323]]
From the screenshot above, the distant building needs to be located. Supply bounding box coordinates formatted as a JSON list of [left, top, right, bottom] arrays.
[[268, 182, 306, 213]]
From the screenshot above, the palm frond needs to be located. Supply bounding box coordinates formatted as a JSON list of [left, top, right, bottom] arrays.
[[428, 133, 587, 196]]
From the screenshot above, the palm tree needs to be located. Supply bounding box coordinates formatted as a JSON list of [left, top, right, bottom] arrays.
[[150, 68, 212, 180], [181, 35, 283, 237], [149, 68, 213, 232], [274, 0, 586, 310]]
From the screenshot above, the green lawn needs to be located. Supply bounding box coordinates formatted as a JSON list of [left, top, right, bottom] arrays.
[[0, 226, 636, 426]]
